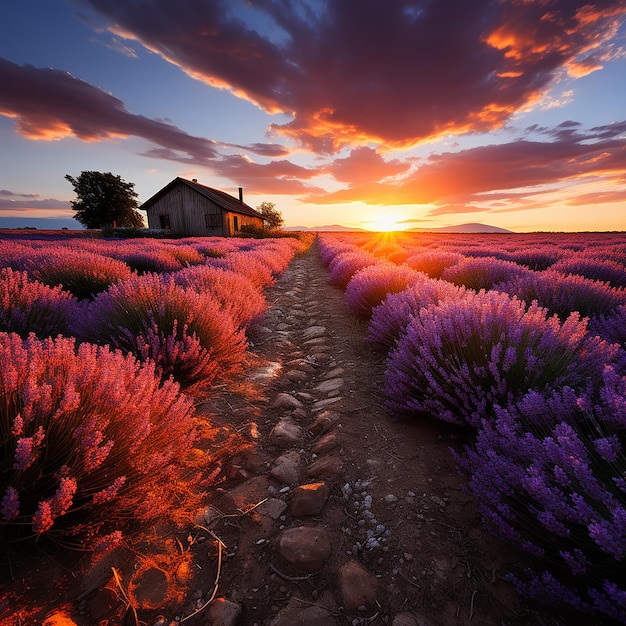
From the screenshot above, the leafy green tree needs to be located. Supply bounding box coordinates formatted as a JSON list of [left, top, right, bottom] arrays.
[[65, 171, 145, 229], [257, 201, 284, 231]]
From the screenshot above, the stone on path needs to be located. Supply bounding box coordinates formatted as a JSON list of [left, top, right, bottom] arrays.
[[338, 560, 378, 610], [269, 419, 303, 448], [257, 498, 288, 520], [306, 455, 343, 479], [290, 482, 330, 516], [284, 370, 309, 384], [208, 598, 243, 626], [314, 377, 344, 393], [311, 430, 340, 455], [312, 397, 342, 411], [302, 325, 327, 340], [271, 451, 302, 485], [308, 411, 341, 436], [272, 393, 305, 410], [277, 526, 332, 573], [324, 367, 345, 379]]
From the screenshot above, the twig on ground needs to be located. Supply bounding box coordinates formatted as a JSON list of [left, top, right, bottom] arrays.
[[111, 567, 138, 626], [268, 562, 323, 581], [179, 536, 223, 623]]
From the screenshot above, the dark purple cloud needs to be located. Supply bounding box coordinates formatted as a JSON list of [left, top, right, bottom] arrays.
[[0, 193, 70, 213], [80, 0, 626, 151], [0, 57, 220, 156]]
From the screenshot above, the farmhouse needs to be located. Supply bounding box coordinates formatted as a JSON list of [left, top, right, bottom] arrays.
[[142, 177, 264, 237]]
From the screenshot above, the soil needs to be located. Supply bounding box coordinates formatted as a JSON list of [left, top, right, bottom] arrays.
[[1, 240, 572, 626]]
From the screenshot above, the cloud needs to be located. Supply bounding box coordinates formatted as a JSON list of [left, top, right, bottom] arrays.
[[325, 147, 411, 183], [0, 191, 71, 216], [0, 56, 325, 194], [0, 57, 221, 160], [0, 189, 39, 199], [80, 0, 626, 151], [304, 121, 626, 215]]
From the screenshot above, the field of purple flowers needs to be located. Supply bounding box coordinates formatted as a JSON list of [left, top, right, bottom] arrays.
[[319, 231, 626, 623], [0, 231, 310, 556]]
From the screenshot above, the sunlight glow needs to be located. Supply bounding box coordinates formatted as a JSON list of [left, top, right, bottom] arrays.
[[368, 215, 407, 232]]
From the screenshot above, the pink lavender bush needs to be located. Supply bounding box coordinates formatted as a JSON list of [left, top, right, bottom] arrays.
[[496, 269, 626, 321], [404, 250, 463, 279], [110, 244, 184, 274], [74, 273, 246, 390], [551, 256, 626, 289], [367, 279, 468, 352], [172, 265, 266, 329], [317, 237, 357, 267], [327, 250, 379, 288], [453, 371, 626, 621], [210, 251, 275, 288], [162, 242, 205, 267], [385, 289, 615, 426], [0, 332, 197, 545], [344, 263, 424, 318], [0, 268, 78, 338], [21, 247, 132, 300], [441, 255, 534, 291], [504, 247, 563, 271]]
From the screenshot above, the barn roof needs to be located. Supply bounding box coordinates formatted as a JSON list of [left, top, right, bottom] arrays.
[[141, 177, 264, 219]]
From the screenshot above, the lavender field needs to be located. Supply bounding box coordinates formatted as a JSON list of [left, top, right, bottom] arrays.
[[0, 232, 310, 550], [319, 230, 626, 622], [2, 229, 626, 623]]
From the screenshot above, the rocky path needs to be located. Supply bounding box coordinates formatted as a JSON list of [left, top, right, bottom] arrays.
[[72, 241, 565, 626], [173, 240, 568, 626]]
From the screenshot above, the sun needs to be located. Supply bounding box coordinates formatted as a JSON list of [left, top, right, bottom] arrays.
[[368, 215, 405, 232]]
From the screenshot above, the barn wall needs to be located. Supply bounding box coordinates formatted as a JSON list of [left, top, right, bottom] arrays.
[[225, 211, 265, 236], [146, 183, 225, 236]]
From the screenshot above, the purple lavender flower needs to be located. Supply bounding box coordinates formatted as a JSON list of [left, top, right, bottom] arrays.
[[385, 289, 614, 426]]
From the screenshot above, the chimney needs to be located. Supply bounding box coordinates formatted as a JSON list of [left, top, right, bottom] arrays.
[[238, 187, 243, 203]]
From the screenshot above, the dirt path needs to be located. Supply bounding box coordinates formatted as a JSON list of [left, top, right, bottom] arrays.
[[167, 240, 566, 626]]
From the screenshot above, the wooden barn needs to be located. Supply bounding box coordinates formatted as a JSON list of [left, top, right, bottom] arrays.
[[142, 177, 264, 237]]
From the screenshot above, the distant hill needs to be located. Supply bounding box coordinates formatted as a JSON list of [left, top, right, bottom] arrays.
[[409, 222, 513, 234], [284, 224, 366, 232]]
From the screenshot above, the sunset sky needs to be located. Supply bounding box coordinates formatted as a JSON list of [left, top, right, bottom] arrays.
[[1, 0, 625, 232]]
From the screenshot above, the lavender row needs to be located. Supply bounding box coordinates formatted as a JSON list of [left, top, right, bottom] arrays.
[[318, 233, 626, 622], [1, 233, 310, 549]]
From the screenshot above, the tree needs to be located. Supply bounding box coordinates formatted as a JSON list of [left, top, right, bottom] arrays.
[[65, 171, 145, 229], [257, 201, 284, 231]]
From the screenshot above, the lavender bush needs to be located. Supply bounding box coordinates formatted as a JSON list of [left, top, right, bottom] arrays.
[[367, 279, 468, 352], [0, 268, 78, 339], [0, 332, 197, 546], [344, 263, 424, 318], [210, 251, 275, 288], [496, 269, 626, 322], [551, 256, 626, 289], [404, 250, 463, 279], [441, 255, 534, 291], [385, 289, 615, 426], [453, 371, 626, 622], [327, 250, 379, 288], [21, 247, 132, 300], [74, 273, 247, 390], [171, 265, 266, 329]]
